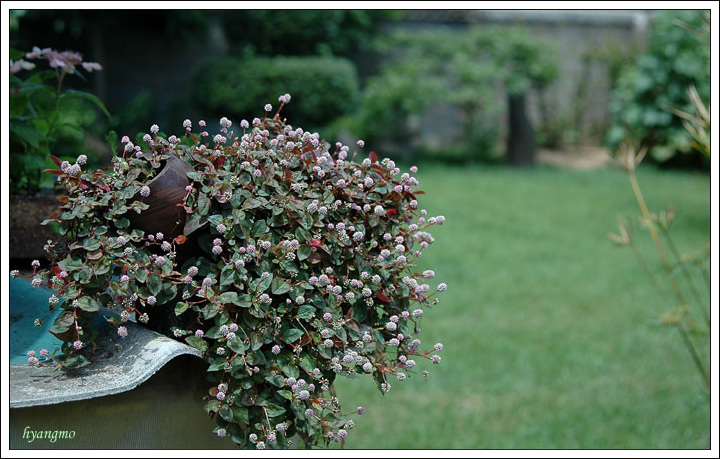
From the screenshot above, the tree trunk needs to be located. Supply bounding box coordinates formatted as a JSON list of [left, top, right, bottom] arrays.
[[506, 92, 536, 167]]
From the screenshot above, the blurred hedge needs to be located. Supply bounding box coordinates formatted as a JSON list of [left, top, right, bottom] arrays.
[[191, 56, 360, 130], [605, 10, 710, 167]]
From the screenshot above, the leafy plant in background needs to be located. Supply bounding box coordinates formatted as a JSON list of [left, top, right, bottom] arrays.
[[192, 56, 360, 132], [14, 95, 447, 449], [352, 26, 557, 164], [609, 17, 710, 393], [605, 10, 710, 167], [9, 47, 110, 194]]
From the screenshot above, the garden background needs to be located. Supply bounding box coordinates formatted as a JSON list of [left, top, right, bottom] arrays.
[[5, 7, 714, 451]]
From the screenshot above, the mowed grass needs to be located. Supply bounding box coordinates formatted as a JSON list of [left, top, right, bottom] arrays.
[[332, 163, 711, 450]]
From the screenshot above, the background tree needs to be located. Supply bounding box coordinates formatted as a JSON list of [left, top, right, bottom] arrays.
[[353, 25, 558, 165]]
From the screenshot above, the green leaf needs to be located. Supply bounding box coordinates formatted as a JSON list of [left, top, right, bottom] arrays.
[[265, 374, 286, 388], [245, 350, 266, 366], [83, 238, 101, 251], [197, 191, 211, 215], [300, 354, 317, 373], [264, 403, 286, 418], [220, 264, 235, 287], [208, 357, 228, 372], [334, 326, 347, 343], [175, 301, 189, 316], [218, 405, 233, 422], [158, 282, 177, 303], [283, 328, 304, 343], [75, 296, 100, 312], [231, 406, 249, 425], [257, 273, 273, 292], [135, 269, 148, 283], [318, 343, 333, 360], [295, 227, 312, 243], [235, 294, 253, 308], [252, 219, 267, 237], [243, 197, 266, 210], [271, 278, 291, 295], [63, 89, 111, 118], [204, 399, 221, 414], [57, 256, 84, 272], [105, 130, 118, 154], [248, 304, 265, 319], [297, 245, 312, 261], [297, 304, 316, 320], [184, 214, 204, 235], [75, 268, 91, 285], [220, 291, 238, 305], [116, 217, 130, 229], [279, 258, 299, 276], [227, 338, 248, 355], [50, 311, 75, 335], [185, 336, 208, 352], [147, 274, 162, 296], [231, 208, 246, 224], [230, 191, 245, 208], [277, 389, 293, 401], [281, 364, 299, 379], [10, 121, 44, 148], [203, 302, 220, 320], [251, 332, 264, 351]]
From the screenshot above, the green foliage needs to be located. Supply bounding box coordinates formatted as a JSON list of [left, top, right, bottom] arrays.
[[192, 56, 360, 131], [106, 90, 157, 137], [354, 26, 557, 162], [9, 47, 110, 194], [20, 97, 447, 449], [605, 10, 710, 165], [218, 10, 404, 58]]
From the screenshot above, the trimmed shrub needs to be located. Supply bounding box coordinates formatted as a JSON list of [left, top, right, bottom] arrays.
[[192, 56, 360, 130]]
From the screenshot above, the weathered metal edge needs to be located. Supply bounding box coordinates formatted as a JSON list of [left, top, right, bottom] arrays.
[[10, 321, 205, 409]]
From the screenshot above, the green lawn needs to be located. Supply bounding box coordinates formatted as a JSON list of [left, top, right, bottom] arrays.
[[332, 163, 711, 450]]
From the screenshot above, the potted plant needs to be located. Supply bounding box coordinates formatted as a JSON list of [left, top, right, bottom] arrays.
[[14, 93, 448, 449], [9, 46, 109, 262]]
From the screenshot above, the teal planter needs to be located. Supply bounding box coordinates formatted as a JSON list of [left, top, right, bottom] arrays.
[[9, 277, 233, 449]]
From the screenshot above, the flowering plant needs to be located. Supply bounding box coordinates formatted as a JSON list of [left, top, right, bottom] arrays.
[[16, 94, 447, 449], [9, 47, 109, 194]]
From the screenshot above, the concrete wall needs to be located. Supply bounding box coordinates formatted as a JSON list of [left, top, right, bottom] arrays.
[[391, 10, 652, 152]]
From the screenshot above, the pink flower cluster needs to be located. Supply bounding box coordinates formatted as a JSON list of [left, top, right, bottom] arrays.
[[16, 46, 103, 75]]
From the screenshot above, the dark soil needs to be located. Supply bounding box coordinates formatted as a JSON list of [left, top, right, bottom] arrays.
[[9, 195, 61, 269]]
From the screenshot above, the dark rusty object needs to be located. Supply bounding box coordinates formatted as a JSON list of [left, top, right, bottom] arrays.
[[129, 155, 205, 336], [128, 155, 193, 240]]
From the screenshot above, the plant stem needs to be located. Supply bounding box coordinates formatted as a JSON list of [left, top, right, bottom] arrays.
[[675, 321, 710, 394], [627, 171, 687, 305], [628, 169, 709, 394], [662, 231, 710, 326], [628, 238, 667, 301]]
